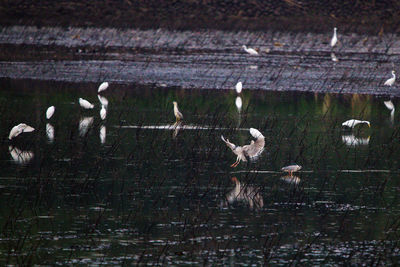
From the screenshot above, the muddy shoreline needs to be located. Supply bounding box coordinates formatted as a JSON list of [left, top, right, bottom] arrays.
[[1, 26, 399, 96]]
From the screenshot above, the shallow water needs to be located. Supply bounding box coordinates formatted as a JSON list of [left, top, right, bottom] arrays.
[[0, 79, 400, 265]]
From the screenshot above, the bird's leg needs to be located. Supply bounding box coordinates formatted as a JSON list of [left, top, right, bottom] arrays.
[[230, 160, 239, 168], [289, 171, 293, 176]]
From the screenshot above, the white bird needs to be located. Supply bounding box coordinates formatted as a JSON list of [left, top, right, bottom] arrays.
[[46, 106, 55, 119], [242, 45, 259, 55], [9, 123, 35, 140], [97, 95, 109, 108], [342, 119, 370, 128], [330, 27, 337, 47], [46, 123, 54, 142], [79, 98, 94, 109], [331, 52, 339, 62], [235, 82, 242, 94], [100, 105, 107, 120], [235, 96, 242, 112], [100, 125, 106, 144], [98, 82, 109, 93], [221, 128, 265, 167], [281, 164, 302, 176], [384, 71, 396, 86], [384, 100, 395, 111], [173, 101, 183, 122]]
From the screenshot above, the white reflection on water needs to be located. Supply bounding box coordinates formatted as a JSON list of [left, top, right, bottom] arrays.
[[235, 96, 242, 113], [280, 175, 301, 185], [97, 95, 109, 108], [100, 125, 106, 144], [225, 177, 263, 210], [9, 146, 34, 165], [341, 134, 370, 147], [79, 117, 94, 137], [46, 123, 54, 143]]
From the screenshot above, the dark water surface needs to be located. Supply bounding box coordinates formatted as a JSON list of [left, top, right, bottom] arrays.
[[1, 79, 400, 265]]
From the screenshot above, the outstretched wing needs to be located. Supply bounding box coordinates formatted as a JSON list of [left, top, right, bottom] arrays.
[[249, 128, 264, 139], [221, 135, 236, 151]]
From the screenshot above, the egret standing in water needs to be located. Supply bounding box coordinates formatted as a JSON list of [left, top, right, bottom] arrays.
[[242, 45, 259, 55], [235, 82, 243, 94], [384, 71, 396, 86], [330, 27, 337, 47], [46, 106, 55, 119], [342, 119, 370, 128], [173, 101, 183, 123], [281, 164, 302, 176], [221, 128, 265, 168]]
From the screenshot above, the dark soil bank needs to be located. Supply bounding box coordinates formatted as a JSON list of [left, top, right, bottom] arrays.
[[1, 0, 400, 33]]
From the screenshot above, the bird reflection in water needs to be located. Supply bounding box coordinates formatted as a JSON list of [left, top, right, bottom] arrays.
[[46, 123, 54, 143], [79, 117, 94, 137], [221, 128, 265, 167], [280, 175, 301, 185], [9, 146, 34, 165], [172, 121, 183, 138], [100, 125, 106, 144], [225, 177, 264, 210], [341, 134, 370, 147]]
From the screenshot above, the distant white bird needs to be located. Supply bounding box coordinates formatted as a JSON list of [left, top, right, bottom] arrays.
[[221, 128, 265, 167], [9, 123, 35, 140], [384, 71, 396, 86], [173, 101, 183, 122], [242, 45, 259, 55], [235, 82, 243, 94], [46, 106, 55, 119], [342, 119, 370, 128], [384, 100, 395, 111], [330, 27, 337, 47], [46, 123, 54, 142], [97, 95, 109, 108], [235, 96, 242, 112], [100, 125, 106, 144], [331, 52, 338, 62], [100, 105, 107, 120], [281, 164, 302, 176], [79, 98, 94, 109], [98, 82, 109, 93]]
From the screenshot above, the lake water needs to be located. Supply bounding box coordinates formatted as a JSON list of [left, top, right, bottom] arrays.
[[1, 79, 399, 265]]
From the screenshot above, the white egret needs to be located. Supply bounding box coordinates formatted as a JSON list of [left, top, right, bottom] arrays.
[[281, 164, 302, 176], [342, 119, 370, 128], [331, 52, 338, 62], [235, 82, 242, 94], [46, 123, 54, 142], [221, 128, 265, 168], [9, 123, 35, 140], [100, 105, 107, 120], [46, 106, 55, 119], [98, 82, 109, 93], [330, 27, 337, 47], [97, 95, 109, 108], [79, 98, 94, 109], [384, 71, 396, 86], [9, 146, 34, 165], [384, 100, 395, 111], [79, 117, 94, 137], [173, 101, 183, 122], [100, 125, 106, 144], [242, 45, 259, 55], [235, 96, 242, 112]]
